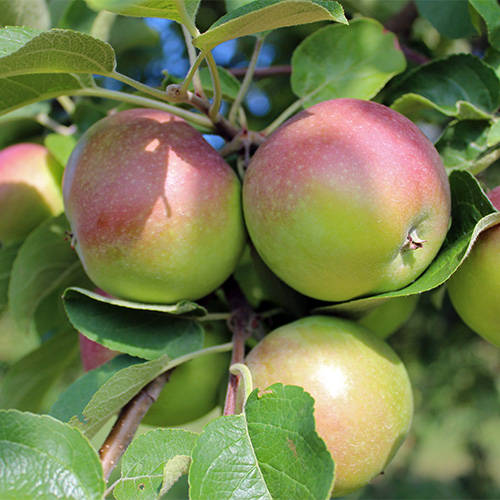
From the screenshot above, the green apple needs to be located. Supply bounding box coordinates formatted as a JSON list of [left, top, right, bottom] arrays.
[[63, 108, 246, 304], [0, 143, 63, 243], [143, 320, 231, 427], [245, 315, 413, 497], [447, 186, 500, 348], [243, 98, 451, 302], [358, 295, 419, 338]]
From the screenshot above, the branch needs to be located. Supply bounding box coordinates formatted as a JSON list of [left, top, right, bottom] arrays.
[[222, 277, 263, 415], [229, 65, 291, 79], [99, 370, 172, 481]]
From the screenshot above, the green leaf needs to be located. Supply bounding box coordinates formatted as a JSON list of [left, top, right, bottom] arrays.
[[194, 0, 347, 52], [487, 118, 500, 147], [0, 410, 105, 499], [0, 0, 50, 30], [8, 214, 91, 333], [51, 354, 141, 423], [436, 120, 500, 174], [109, 16, 160, 53], [44, 133, 77, 168], [291, 18, 406, 107], [340, 0, 412, 23], [0, 329, 78, 412], [63, 289, 204, 361], [189, 384, 335, 500], [113, 428, 198, 499], [0, 310, 40, 364], [484, 47, 500, 79], [0, 26, 116, 76], [0, 102, 50, 124], [64, 286, 208, 316], [0, 73, 94, 117], [70, 355, 172, 438], [388, 54, 500, 120], [470, 0, 500, 51], [0, 240, 23, 314], [63, 337, 231, 438], [415, 0, 476, 39], [85, 0, 201, 23], [314, 170, 500, 317]]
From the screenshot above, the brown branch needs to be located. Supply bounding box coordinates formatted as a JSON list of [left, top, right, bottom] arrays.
[[222, 277, 262, 415], [384, 1, 418, 38], [229, 65, 292, 79], [99, 370, 172, 481], [166, 84, 239, 142]]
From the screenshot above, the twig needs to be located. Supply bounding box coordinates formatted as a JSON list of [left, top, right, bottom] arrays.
[[222, 277, 263, 415], [99, 370, 172, 481], [229, 65, 292, 79]]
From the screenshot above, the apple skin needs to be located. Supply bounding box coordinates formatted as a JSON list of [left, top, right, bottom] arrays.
[[142, 320, 231, 427], [447, 186, 500, 348], [358, 295, 419, 339], [242, 98, 451, 302], [63, 108, 246, 304], [245, 315, 413, 497], [0, 143, 63, 243], [79, 333, 119, 372]]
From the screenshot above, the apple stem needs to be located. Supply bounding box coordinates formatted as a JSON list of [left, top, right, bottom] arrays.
[[99, 370, 172, 482], [402, 230, 426, 250], [222, 277, 262, 416]]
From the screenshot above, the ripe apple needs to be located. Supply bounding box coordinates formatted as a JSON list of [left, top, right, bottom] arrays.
[[358, 295, 419, 339], [242, 98, 451, 302], [142, 320, 231, 427], [0, 143, 63, 243], [79, 333, 119, 372], [245, 315, 413, 497], [447, 186, 500, 348], [63, 108, 246, 304]]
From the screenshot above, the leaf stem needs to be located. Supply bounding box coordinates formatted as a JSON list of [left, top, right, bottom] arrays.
[[222, 277, 262, 416], [181, 25, 205, 99], [56, 96, 76, 115], [111, 71, 172, 102], [229, 363, 253, 413], [175, 0, 200, 38], [229, 34, 266, 126], [261, 94, 309, 136], [180, 51, 206, 94], [35, 113, 77, 135], [70, 87, 214, 130], [205, 52, 223, 122]]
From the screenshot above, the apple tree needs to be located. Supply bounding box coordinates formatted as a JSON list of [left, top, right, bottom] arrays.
[[1, 0, 500, 498]]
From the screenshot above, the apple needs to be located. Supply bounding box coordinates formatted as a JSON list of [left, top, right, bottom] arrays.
[[447, 186, 500, 348], [142, 320, 231, 427], [79, 333, 119, 372], [0, 143, 63, 243], [245, 315, 413, 497], [63, 108, 246, 304], [358, 295, 419, 339], [242, 98, 451, 302]]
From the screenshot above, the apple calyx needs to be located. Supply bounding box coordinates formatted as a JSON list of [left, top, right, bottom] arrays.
[[402, 230, 426, 251]]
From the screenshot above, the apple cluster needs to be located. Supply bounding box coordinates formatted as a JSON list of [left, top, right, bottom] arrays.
[[2, 98, 496, 496]]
